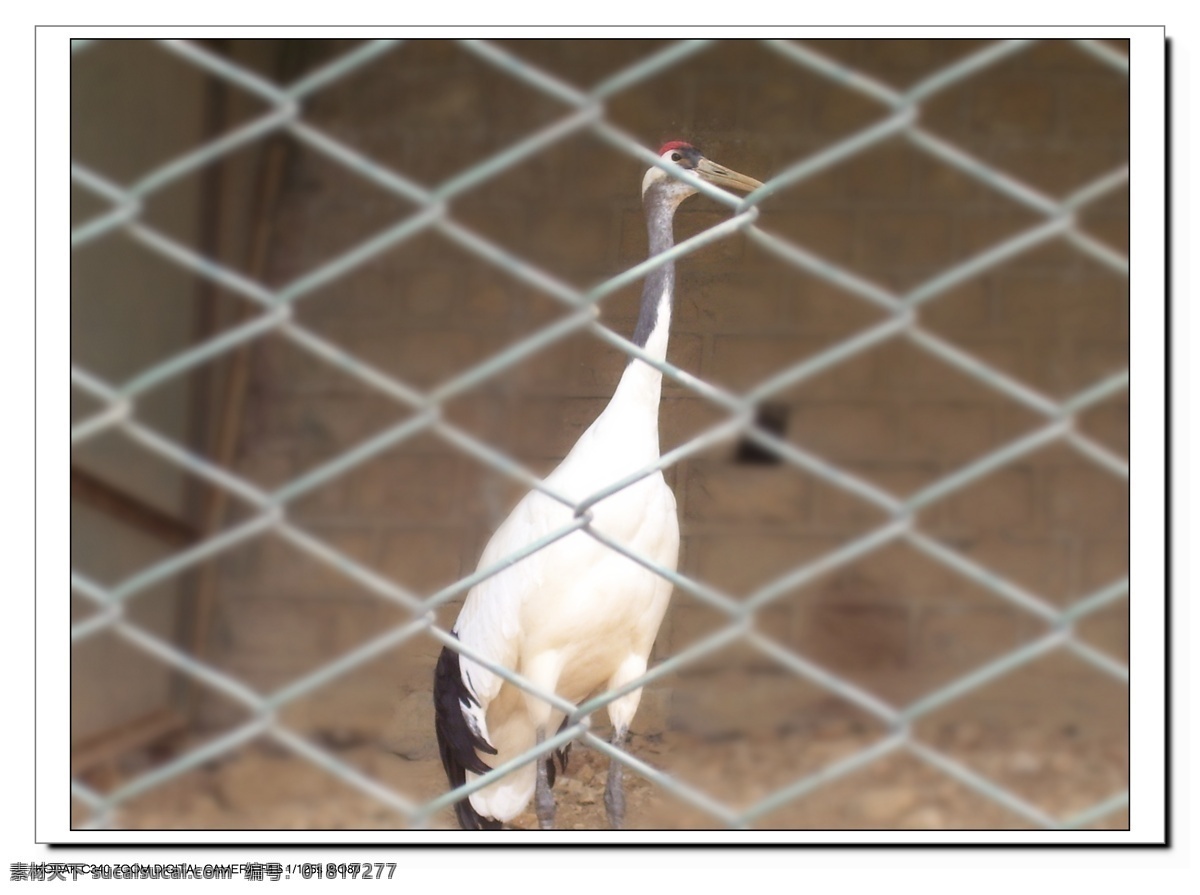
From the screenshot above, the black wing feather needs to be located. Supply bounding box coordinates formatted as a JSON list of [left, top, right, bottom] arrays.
[[433, 637, 502, 830], [433, 635, 572, 829]]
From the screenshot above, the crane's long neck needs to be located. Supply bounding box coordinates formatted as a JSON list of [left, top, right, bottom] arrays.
[[629, 195, 677, 361], [609, 191, 679, 428]]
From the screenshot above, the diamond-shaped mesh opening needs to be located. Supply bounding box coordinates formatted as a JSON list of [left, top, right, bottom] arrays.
[[70, 40, 273, 185], [300, 40, 573, 189], [496, 40, 677, 90], [768, 337, 1046, 496], [755, 541, 1052, 707], [686, 523, 883, 607], [919, 238, 1129, 399], [912, 650, 1128, 823], [801, 39, 995, 89], [683, 240, 888, 339], [157, 534, 418, 701], [197, 38, 367, 86], [919, 41, 1130, 198], [129, 332, 422, 492], [279, 436, 483, 600], [606, 41, 893, 163], [453, 132, 650, 285], [138, 133, 424, 289], [295, 230, 568, 366], [919, 443, 1130, 608], [758, 136, 1046, 292], [755, 751, 1038, 830], [114, 738, 413, 830], [70, 37, 1133, 834], [72, 626, 259, 796], [71, 230, 269, 385], [650, 638, 891, 763]]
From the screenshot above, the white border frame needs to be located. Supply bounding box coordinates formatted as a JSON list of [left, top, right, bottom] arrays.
[[36, 25, 1165, 848]]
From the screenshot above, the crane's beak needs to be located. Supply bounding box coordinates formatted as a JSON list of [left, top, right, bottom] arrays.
[[694, 156, 763, 193]]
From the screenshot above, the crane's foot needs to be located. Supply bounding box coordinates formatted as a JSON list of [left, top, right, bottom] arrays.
[[604, 727, 629, 830], [535, 730, 556, 830]]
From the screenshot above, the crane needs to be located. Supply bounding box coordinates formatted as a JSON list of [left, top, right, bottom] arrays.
[[434, 141, 762, 830]]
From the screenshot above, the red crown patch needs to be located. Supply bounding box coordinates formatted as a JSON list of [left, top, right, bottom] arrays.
[[657, 140, 695, 156]]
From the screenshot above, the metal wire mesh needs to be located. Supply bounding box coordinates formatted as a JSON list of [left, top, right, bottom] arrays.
[[70, 37, 1129, 832]]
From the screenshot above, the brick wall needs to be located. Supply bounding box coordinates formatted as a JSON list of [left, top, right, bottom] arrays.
[[184, 40, 1127, 756]]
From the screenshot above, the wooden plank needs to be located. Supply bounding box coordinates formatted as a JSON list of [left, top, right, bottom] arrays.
[[71, 466, 197, 546], [71, 707, 188, 775]]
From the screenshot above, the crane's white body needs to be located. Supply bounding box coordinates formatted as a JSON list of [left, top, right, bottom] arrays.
[[436, 143, 760, 828], [454, 294, 680, 823]]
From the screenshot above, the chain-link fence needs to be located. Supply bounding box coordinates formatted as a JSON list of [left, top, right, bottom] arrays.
[[70, 37, 1129, 832]]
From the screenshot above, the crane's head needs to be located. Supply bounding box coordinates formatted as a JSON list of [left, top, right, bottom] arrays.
[[642, 140, 763, 203]]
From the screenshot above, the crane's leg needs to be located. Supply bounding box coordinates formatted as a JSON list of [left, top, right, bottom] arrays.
[[604, 654, 649, 830], [604, 725, 630, 829], [523, 653, 563, 831], [534, 727, 556, 830]]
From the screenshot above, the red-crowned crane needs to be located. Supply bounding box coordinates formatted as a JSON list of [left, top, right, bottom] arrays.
[[434, 142, 762, 830]]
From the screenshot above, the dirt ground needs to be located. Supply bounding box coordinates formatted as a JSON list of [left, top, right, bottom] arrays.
[[93, 711, 1127, 833]]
